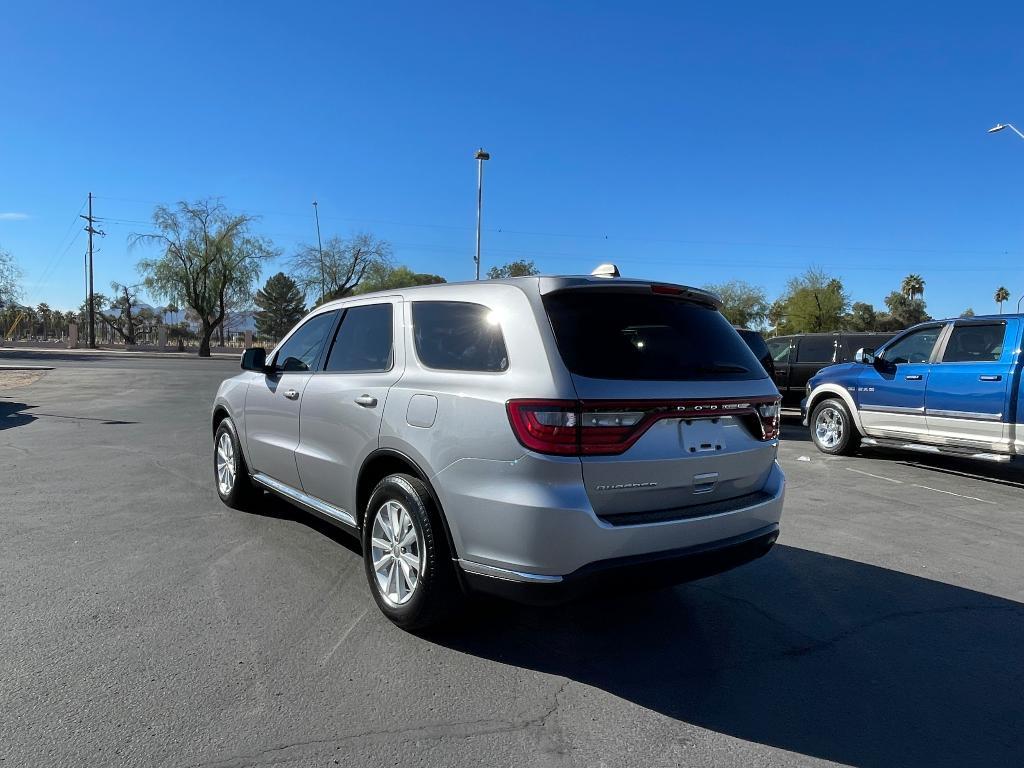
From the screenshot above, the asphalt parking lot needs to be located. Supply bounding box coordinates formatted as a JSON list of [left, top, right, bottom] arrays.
[[2, 349, 1023, 767]]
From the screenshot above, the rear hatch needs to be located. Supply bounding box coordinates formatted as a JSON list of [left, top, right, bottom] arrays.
[[538, 284, 780, 523]]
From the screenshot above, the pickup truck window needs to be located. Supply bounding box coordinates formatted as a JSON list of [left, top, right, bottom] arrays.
[[880, 326, 941, 365], [796, 336, 836, 363], [941, 324, 1005, 363]]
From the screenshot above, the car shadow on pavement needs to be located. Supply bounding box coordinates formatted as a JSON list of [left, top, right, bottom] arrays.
[[868, 451, 1024, 490], [779, 418, 811, 443], [430, 545, 1024, 768], [249, 492, 362, 557], [0, 400, 37, 430]]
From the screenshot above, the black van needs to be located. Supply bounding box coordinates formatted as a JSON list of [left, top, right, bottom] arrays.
[[767, 332, 896, 406]]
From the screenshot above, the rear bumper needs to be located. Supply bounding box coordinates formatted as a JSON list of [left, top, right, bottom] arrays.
[[436, 455, 785, 595], [458, 524, 779, 604]]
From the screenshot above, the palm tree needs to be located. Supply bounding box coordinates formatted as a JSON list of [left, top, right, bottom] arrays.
[[901, 274, 925, 300], [994, 286, 1011, 314], [36, 302, 51, 339]]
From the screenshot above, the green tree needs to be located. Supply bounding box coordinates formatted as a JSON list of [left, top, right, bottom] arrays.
[[254, 272, 306, 341], [901, 273, 925, 300], [773, 268, 850, 334], [879, 291, 930, 330], [844, 301, 878, 331], [353, 264, 446, 295], [290, 233, 393, 305], [960, 308, 975, 318], [994, 286, 1010, 314], [703, 280, 769, 328], [98, 282, 143, 345], [36, 302, 52, 338], [0, 245, 20, 310], [487, 259, 539, 279], [133, 199, 275, 356]]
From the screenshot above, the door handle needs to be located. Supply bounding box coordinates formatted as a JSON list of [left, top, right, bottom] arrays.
[[979, 374, 1002, 382], [354, 394, 378, 408], [284, 389, 300, 400], [905, 374, 923, 381]]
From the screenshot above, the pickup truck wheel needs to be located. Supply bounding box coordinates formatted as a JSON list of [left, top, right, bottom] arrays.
[[810, 398, 860, 456], [362, 474, 460, 631], [214, 417, 258, 509]]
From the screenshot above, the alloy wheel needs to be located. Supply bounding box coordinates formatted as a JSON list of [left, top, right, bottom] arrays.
[[215, 431, 236, 495], [815, 406, 844, 449], [370, 500, 422, 606]]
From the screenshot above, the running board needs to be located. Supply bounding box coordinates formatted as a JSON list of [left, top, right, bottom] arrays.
[[251, 472, 358, 527], [860, 437, 1013, 463]]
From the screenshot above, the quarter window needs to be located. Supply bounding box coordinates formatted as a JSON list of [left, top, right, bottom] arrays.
[[274, 311, 338, 372], [324, 304, 394, 373], [880, 326, 941, 365], [412, 301, 509, 372], [941, 324, 1006, 363]]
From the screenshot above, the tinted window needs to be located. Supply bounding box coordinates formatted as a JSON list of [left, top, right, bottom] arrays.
[[942, 324, 1006, 363], [796, 336, 837, 363], [543, 291, 764, 381], [324, 304, 394, 372], [274, 311, 338, 372], [767, 338, 792, 363], [881, 326, 941, 365], [412, 301, 509, 372]]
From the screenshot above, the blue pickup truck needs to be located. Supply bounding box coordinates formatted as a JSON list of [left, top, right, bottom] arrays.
[[801, 315, 1023, 463]]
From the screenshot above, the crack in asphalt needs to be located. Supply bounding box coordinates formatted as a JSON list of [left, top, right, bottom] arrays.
[[187, 678, 574, 768]]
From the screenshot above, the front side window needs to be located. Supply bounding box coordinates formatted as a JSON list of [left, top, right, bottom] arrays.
[[880, 326, 942, 365], [324, 304, 394, 373], [941, 324, 1006, 363], [796, 336, 837, 364], [274, 311, 338, 372], [767, 338, 792, 363], [412, 301, 509, 372]]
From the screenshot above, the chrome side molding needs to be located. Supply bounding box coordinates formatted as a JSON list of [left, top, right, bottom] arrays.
[[252, 472, 357, 527], [457, 559, 564, 584]]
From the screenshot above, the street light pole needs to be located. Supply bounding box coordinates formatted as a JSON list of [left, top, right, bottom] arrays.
[[988, 122, 1024, 140], [474, 148, 490, 280], [312, 200, 325, 303]]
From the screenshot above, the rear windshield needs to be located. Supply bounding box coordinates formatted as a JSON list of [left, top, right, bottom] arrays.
[[543, 291, 766, 381]]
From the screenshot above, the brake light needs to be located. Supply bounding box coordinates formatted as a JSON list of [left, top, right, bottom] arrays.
[[506, 397, 781, 456]]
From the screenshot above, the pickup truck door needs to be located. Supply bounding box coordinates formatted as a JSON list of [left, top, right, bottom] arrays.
[[857, 323, 945, 438], [925, 320, 1017, 450]]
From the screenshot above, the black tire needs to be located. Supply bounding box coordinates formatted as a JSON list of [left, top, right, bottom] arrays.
[[362, 474, 460, 631], [214, 417, 258, 509], [809, 397, 861, 456]]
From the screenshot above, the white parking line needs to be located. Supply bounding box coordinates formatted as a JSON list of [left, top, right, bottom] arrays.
[[912, 484, 997, 505], [845, 467, 902, 484]]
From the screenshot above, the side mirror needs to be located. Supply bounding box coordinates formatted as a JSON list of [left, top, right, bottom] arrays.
[[854, 347, 875, 365], [240, 347, 268, 372]]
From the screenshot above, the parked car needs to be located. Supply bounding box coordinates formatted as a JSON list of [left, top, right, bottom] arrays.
[[802, 315, 1023, 462], [211, 272, 785, 628], [735, 327, 775, 379], [768, 331, 896, 406]]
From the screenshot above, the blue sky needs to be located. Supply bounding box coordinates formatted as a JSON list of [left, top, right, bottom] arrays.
[[3, 1, 1024, 317]]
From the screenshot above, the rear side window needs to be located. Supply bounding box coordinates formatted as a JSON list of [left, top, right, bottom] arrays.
[[796, 336, 837, 364], [274, 311, 338, 372], [324, 304, 394, 373], [412, 301, 509, 372], [942, 324, 1006, 363], [542, 291, 764, 381]]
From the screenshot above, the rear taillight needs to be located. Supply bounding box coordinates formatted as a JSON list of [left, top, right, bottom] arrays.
[[507, 396, 781, 456]]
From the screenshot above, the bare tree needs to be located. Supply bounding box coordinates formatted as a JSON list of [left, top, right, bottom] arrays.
[[132, 200, 274, 356], [98, 282, 143, 345], [290, 233, 392, 304]]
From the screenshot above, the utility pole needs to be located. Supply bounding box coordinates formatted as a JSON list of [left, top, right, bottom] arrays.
[[312, 200, 325, 303], [474, 148, 490, 280], [79, 193, 105, 349]]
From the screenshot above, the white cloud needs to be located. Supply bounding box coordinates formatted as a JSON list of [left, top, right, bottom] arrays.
[[0, 212, 30, 221]]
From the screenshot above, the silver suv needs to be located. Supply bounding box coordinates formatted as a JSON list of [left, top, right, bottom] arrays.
[[211, 274, 785, 628]]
